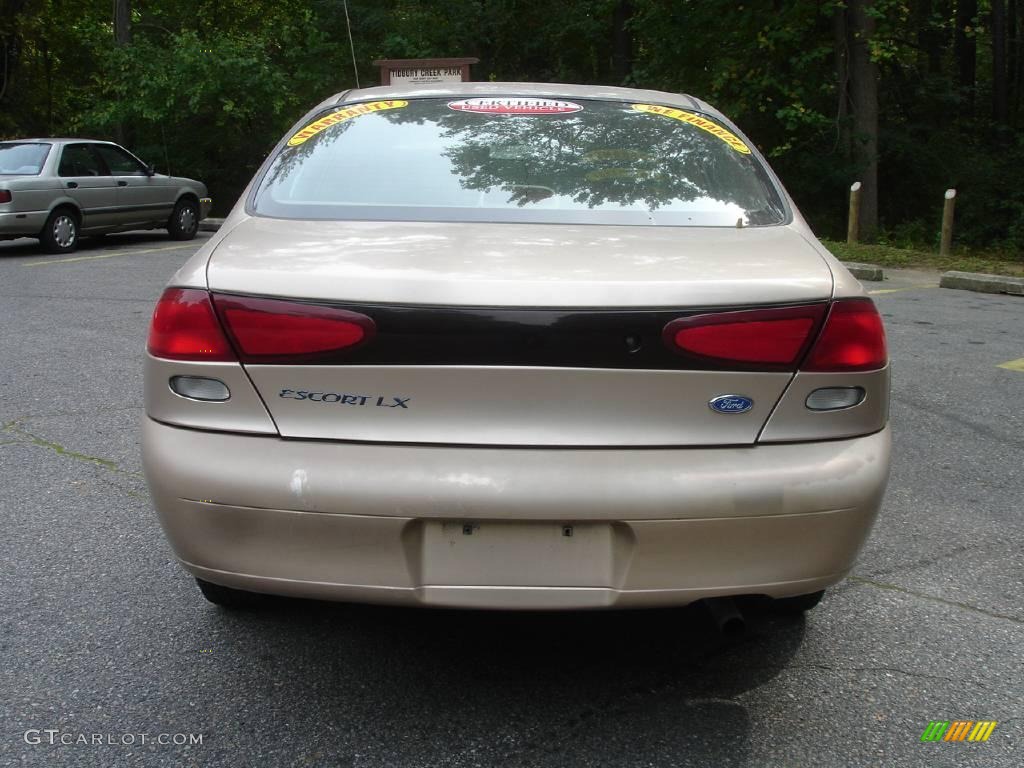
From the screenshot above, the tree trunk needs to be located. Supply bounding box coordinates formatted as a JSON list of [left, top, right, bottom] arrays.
[[113, 0, 130, 143], [916, 0, 944, 74], [848, 0, 879, 239], [42, 38, 53, 133], [0, 0, 31, 105], [833, 3, 851, 154], [114, 0, 131, 46], [993, 0, 1009, 121], [955, 0, 978, 107], [610, 1, 633, 84], [1007, 0, 1019, 118]]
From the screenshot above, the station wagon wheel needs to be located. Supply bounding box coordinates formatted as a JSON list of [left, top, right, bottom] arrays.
[[168, 198, 199, 241], [39, 208, 79, 254]]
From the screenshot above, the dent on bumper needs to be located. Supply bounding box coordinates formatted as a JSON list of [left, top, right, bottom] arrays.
[[143, 419, 891, 609]]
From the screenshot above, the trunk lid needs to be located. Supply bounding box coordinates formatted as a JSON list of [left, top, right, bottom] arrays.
[[207, 217, 833, 446]]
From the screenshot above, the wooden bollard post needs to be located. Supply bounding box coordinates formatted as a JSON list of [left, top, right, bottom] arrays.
[[940, 189, 956, 257], [847, 182, 862, 244]]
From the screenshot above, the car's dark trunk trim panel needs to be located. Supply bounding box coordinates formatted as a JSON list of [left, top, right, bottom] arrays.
[[211, 293, 829, 371]]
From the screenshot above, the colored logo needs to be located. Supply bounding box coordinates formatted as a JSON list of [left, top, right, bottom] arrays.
[[708, 395, 754, 414], [631, 104, 751, 154], [287, 100, 409, 146], [920, 721, 997, 742], [448, 98, 584, 115]]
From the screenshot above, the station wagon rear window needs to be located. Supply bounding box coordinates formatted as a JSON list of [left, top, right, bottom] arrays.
[[253, 98, 786, 227], [0, 143, 51, 175]]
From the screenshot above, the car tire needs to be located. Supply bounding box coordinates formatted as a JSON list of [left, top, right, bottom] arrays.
[[773, 589, 825, 614], [195, 578, 264, 609], [168, 198, 199, 241], [39, 207, 80, 254]]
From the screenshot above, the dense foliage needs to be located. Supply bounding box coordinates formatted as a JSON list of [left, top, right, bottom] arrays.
[[2, 0, 1022, 251]]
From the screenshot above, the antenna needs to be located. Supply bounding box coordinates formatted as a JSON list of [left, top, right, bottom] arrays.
[[343, 0, 360, 89]]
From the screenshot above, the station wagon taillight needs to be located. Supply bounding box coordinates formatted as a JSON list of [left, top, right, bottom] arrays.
[[0, 190, 12, 204], [663, 298, 886, 372]]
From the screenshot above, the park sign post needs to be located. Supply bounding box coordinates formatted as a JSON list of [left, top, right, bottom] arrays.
[[373, 58, 478, 86]]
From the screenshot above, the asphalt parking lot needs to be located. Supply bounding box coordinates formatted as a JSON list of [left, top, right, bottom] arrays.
[[1, 232, 1022, 768]]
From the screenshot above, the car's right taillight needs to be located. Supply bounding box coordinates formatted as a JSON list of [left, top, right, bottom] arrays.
[[663, 304, 826, 370], [802, 298, 887, 372]]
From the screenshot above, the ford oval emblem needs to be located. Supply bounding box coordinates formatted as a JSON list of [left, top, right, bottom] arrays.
[[709, 395, 754, 414]]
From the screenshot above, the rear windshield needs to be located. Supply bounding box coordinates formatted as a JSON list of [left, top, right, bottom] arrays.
[[0, 143, 51, 175], [253, 98, 786, 227]]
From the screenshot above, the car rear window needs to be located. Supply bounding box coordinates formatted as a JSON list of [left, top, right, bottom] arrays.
[[253, 98, 786, 227], [0, 143, 51, 175]]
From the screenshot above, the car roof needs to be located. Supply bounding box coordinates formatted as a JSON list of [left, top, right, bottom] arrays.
[[2, 138, 116, 145], [326, 81, 723, 120]]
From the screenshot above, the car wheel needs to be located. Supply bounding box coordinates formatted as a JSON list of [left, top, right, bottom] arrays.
[[195, 578, 264, 609], [168, 198, 199, 241], [39, 208, 79, 254], [773, 589, 825, 614]]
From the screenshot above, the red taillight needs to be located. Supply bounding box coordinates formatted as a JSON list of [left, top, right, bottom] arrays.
[[147, 288, 235, 361], [0, 190, 12, 204], [212, 294, 374, 363], [663, 305, 826, 369], [803, 298, 887, 371]]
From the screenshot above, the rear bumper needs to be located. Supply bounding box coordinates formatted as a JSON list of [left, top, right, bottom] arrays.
[[0, 210, 47, 237], [143, 419, 891, 609]]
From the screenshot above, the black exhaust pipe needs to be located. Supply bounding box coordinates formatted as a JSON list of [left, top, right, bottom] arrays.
[[703, 597, 746, 637]]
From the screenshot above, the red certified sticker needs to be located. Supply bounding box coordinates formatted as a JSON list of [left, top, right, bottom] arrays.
[[448, 98, 584, 115]]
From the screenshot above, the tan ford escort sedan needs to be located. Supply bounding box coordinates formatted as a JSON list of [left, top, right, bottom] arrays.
[[143, 83, 890, 615]]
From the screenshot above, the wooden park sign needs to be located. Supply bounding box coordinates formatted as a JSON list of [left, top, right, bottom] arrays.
[[373, 57, 478, 86]]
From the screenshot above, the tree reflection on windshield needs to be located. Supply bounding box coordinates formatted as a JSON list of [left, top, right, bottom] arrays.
[[257, 99, 785, 226]]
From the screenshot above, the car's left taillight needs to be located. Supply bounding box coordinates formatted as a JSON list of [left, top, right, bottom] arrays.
[[0, 190, 12, 204], [147, 288, 236, 361], [211, 294, 375, 363], [148, 289, 376, 364]]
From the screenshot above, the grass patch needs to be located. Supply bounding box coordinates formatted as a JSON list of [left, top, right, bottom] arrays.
[[820, 239, 1024, 276]]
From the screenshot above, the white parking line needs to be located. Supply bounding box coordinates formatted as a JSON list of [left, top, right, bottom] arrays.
[[868, 284, 939, 295], [24, 243, 198, 267]]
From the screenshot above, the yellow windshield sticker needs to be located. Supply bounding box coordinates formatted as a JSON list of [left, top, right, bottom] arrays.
[[631, 104, 751, 154], [287, 100, 409, 146]]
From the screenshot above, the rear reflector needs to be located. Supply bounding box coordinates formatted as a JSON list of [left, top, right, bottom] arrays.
[[212, 294, 375, 363], [802, 299, 887, 372], [169, 375, 231, 401], [147, 288, 235, 361], [805, 386, 866, 411], [663, 305, 826, 369]]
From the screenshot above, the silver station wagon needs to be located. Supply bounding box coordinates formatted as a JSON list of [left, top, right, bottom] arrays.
[[143, 83, 891, 619], [0, 139, 211, 253]]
